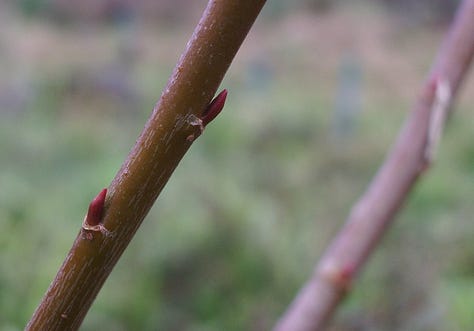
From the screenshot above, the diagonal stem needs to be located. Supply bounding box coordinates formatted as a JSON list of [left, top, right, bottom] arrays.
[[26, 1, 266, 330], [274, 0, 474, 330]]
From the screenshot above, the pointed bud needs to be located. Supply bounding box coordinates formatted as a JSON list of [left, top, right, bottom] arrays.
[[85, 188, 107, 226], [201, 89, 228, 127]]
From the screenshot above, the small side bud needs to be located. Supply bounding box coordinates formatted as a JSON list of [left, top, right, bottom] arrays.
[[201, 89, 228, 127], [318, 260, 355, 293], [186, 89, 228, 143], [85, 188, 107, 226]]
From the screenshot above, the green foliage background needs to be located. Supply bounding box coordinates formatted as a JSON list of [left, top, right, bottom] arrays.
[[0, 1, 474, 330]]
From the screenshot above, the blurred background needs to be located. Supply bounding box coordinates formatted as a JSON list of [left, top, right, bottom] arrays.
[[1, 0, 474, 330]]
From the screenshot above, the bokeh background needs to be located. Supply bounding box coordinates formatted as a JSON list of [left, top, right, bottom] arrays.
[[1, 0, 474, 330]]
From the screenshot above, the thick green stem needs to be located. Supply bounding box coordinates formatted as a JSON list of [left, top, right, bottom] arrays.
[[26, 1, 266, 330]]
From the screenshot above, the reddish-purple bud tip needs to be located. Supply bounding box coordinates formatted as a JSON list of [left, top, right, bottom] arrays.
[[340, 264, 355, 284], [85, 188, 107, 226], [201, 89, 228, 127]]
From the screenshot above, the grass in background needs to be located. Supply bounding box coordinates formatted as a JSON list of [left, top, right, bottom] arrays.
[[1, 2, 474, 330]]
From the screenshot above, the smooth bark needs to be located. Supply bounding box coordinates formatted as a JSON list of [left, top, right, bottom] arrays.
[[26, 1, 266, 330], [274, 1, 474, 330]]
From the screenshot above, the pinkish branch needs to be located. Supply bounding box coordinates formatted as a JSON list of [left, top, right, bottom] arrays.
[[274, 0, 474, 330]]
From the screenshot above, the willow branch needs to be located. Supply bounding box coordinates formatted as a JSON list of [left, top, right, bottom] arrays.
[[26, 1, 266, 330], [274, 1, 474, 330]]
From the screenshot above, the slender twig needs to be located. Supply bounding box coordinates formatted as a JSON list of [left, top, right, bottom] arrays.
[[26, 1, 265, 330], [274, 1, 474, 330]]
